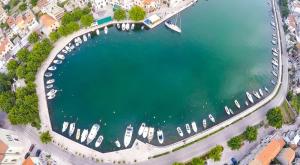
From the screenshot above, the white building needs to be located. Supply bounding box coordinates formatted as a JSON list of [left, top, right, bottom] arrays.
[[92, 0, 108, 11], [0, 128, 26, 165]]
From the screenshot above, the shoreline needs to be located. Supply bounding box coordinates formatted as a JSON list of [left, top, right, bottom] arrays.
[[34, 0, 286, 163]]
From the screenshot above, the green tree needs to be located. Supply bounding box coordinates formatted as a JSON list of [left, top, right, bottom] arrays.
[[208, 145, 223, 161], [82, 7, 91, 15], [267, 107, 283, 128], [80, 14, 94, 27], [244, 126, 258, 142], [286, 91, 293, 101], [28, 32, 39, 44], [40, 131, 52, 144], [114, 8, 126, 21], [129, 6, 146, 21], [172, 163, 184, 165], [0, 23, 8, 29], [0, 73, 11, 92], [190, 157, 205, 165], [30, 0, 38, 6], [66, 22, 80, 33], [227, 136, 243, 150], [18, 3, 27, 11], [0, 92, 15, 113], [16, 48, 29, 62], [49, 31, 60, 42], [61, 13, 73, 26], [7, 60, 19, 78]]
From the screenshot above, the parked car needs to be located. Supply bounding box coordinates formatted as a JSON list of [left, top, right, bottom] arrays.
[[24, 152, 30, 159], [29, 144, 35, 152], [231, 157, 238, 165], [35, 149, 41, 157]]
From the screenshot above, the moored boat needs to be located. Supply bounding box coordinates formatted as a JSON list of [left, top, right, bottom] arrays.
[[142, 127, 149, 138], [265, 87, 269, 93], [46, 84, 53, 89], [224, 106, 230, 115], [121, 23, 125, 31], [86, 124, 100, 144], [177, 127, 183, 137], [68, 123, 75, 137], [259, 89, 264, 96], [246, 92, 254, 103], [115, 140, 121, 148], [48, 66, 56, 71], [57, 54, 65, 60], [80, 129, 89, 143], [253, 91, 261, 99], [138, 123, 146, 136], [46, 89, 57, 96], [272, 70, 278, 77], [53, 60, 62, 64], [62, 49, 68, 54], [95, 135, 104, 148], [209, 114, 215, 123], [165, 21, 181, 33], [83, 34, 87, 42], [157, 129, 164, 144], [96, 29, 100, 35], [234, 100, 240, 109], [62, 122, 69, 133], [76, 129, 80, 140], [46, 79, 55, 84], [131, 23, 135, 30], [124, 124, 133, 147], [104, 26, 108, 34], [191, 121, 197, 132], [185, 124, 191, 134], [116, 23, 120, 29], [47, 94, 55, 100], [229, 108, 234, 114], [44, 72, 52, 77], [125, 23, 130, 30], [203, 119, 207, 128], [245, 101, 249, 106], [147, 127, 154, 142]]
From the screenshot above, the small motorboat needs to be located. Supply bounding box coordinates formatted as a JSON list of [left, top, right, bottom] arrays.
[[62, 122, 69, 133], [57, 54, 65, 60], [104, 26, 108, 34], [209, 114, 215, 123], [47, 94, 55, 100], [265, 87, 269, 93], [142, 127, 149, 138], [246, 92, 254, 103], [141, 25, 144, 30], [46, 79, 55, 84], [245, 101, 249, 106], [157, 129, 164, 144], [124, 124, 133, 147], [46, 89, 57, 96], [80, 129, 89, 143], [234, 100, 240, 109], [229, 108, 234, 115], [53, 60, 62, 64], [121, 23, 126, 31], [203, 119, 207, 128], [138, 123, 146, 136], [68, 123, 75, 137], [116, 23, 120, 29], [177, 127, 183, 137], [125, 23, 130, 31], [259, 89, 264, 96], [131, 23, 135, 30], [86, 124, 100, 145], [48, 66, 56, 71], [115, 140, 121, 148], [46, 84, 53, 89], [44, 72, 52, 77], [253, 91, 261, 99], [88, 33, 91, 38], [62, 49, 68, 54], [272, 70, 278, 77], [95, 135, 104, 148], [272, 40, 277, 45], [65, 45, 71, 52], [83, 35, 87, 42], [147, 127, 154, 142], [185, 124, 191, 134], [165, 20, 181, 33], [191, 121, 197, 133], [224, 106, 230, 115], [96, 29, 100, 35], [76, 129, 81, 140]]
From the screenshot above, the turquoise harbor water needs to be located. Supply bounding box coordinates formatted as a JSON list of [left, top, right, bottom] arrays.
[[47, 0, 275, 152]]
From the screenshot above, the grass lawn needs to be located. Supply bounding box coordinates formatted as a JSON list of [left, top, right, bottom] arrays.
[[279, 100, 296, 124]]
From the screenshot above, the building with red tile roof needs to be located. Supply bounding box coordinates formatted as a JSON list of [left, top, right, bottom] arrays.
[[276, 148, 295, 165]]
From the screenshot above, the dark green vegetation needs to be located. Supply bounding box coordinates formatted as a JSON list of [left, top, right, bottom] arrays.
[[28, 32, 39, 44], [227, 135, 243, 150], [30, 0, 38, 6], [267, 107, 283, 128], [279, 0, 289, 18], [172, 145, 223, 165], [227, 125, 258, 150], [244, 126, 258, 142], [40, 131, 52, 144], [18, 3, 27, 11], [0, 39, 53, 128], [291, 94, 300, 113], [129, 6, 146, 21], [113, 8, 126, 21], [50, 7, 93, 41], [4, 0, 20, 11]]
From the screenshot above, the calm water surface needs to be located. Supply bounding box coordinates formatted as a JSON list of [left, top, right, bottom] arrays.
[[47, 0, 275, 152]]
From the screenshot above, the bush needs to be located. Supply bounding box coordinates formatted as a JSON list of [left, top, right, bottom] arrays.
[[267, 107, 283, 128], [40, 131, 52, 144], [30, 0, 38, 6], [208, 145, 223, 161], [227, 136, 243, 150], [80, 14, 94, 27], [18, 3, 27, 11], [190, 157, 205, 165], [49, 32, 60, 42], [129, 6, 146, 21], [28, 32, 39, 44], [114, 8, 126, 21], [244, 126, 258, 142], [0, 73, 11, 92]]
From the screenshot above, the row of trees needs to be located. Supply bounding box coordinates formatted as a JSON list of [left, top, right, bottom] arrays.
[[114, 6, 146, 21], [227, 126, 258, 150], [267, 107, 283, 128], [173, 145, 224, 165], [279, 0, 289, 18], [49, 7, 94, 42]]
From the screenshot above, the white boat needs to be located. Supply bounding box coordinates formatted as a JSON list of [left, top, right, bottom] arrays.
[[245, 101, 249, 106], [86, 124, 100, 144], [104, 26, 108, 34], [68, 43, 75, 50], [271, 79, 276, 85], [47, 93, 55, 100], [48, 66, 56, 71], [259, 89, 264, 96], [272, 70, 278, 77], [142, 127, 149, 138], [253, 91, 261, 99], [272, 47, 278, 53], [157, 130, 164, 144], [229, 108, 234, 115], [234, 100, 240, 109], [224, 106, 230, 115], [272, 52, 278, 57], [116, 23, 120, 29], [68, 123, 75, 137], [165, 21, 181, 33], [138, 123, 146, 136], [80, 129, 89, 143], [272, 40, 277, 45], [53, 60, 62, 64], [191, 121, 197, 132], [115, 140, 121, 148], [271, 21, 276, 27], [203, 119, 207, 128], [65, 46, 71, 52], [124, 125, 133, 147], [77, 37, 82, 44], [177, 127, 183, 137], [265, 87, 269, 93], [96, 29, 100, 35], [62, 49, 68, 54], [131, 23, 135, 30], [46, 89, 57, 96], [272, 57, 278, 63], [141, 25, 144, 30], [209, 114, 215, 123], [62, 122, 69, 133], [272, 60, 278, 66], [46, 84, 53, 89], [185, 124, 191, 134], [147, 127, 154, 142], [44, 72, 52, 77], [76, 129, 80, 140], [121, 23, 126, 31], [246, 92, 254, 103], [46, 79, 55, 84], [83, 35, 87, 42], [88, 33, 91, 38], [125, 23, 130, 30], [57, 54, 65, 60], [95, 135, 103, 148]]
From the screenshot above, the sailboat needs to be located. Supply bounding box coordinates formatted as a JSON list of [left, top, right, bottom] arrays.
[[191, 121, 197, 133], [234, 100, 241, 109], [165, 14, 182, 33]]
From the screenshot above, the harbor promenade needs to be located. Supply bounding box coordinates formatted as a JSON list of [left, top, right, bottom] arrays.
[[28, 0, 289, 164]]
